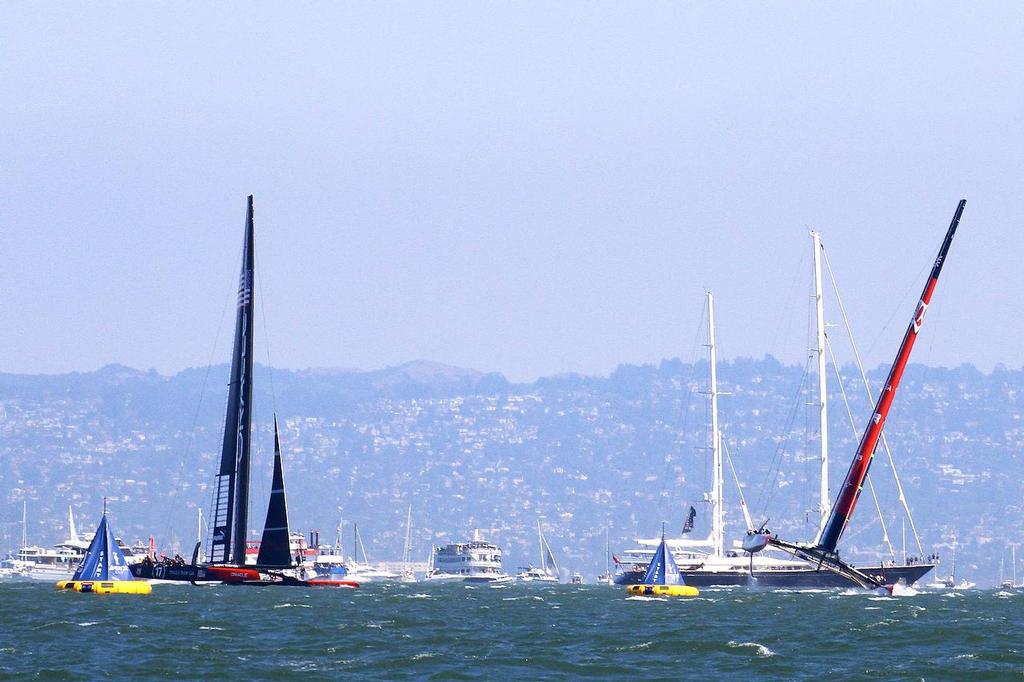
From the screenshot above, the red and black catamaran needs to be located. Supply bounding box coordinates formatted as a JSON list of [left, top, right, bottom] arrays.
[[743, 199, 967, 589], [130, 197, 356, 588]]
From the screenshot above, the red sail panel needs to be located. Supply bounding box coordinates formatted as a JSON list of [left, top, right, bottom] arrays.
[[817, 200, 966, 552]]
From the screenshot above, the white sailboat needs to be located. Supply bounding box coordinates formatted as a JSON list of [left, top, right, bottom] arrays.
[[344, 523, 399, 582], [596, 528, 614, 585], [399, 505, 417, 583], [615, 292, 813, 585], [926, 536, 974, 589], [516, 520, 560, 582]]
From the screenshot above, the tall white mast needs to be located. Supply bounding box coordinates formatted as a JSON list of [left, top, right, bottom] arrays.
[[901, 517, 906, 565], [68, 506, 78, 543], [707, 291, 724, 559], [1014, 544, 1018, 586], [403, 505, 413, 568], [605, 527, 611, 580], [537, 519, 544, 569], [811, 230, 830, 541], [197, 507, 205, 562], [21, 501, 27, 549]]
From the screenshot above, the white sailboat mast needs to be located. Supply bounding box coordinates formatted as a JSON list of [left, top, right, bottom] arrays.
[[68, 505, 78, 543], [537, 519, 544, 570], [605, 527, 610, 578], [811, 230, 830, 540], [197, 507, 205, 563], [902, 518, 906, 565], [1014, 544, 1018, 586], [403, 505, 413, 567], [707, 291, 724, 559]]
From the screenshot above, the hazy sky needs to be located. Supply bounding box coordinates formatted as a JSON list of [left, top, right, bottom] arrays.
[[2, 3, 1020, 382]]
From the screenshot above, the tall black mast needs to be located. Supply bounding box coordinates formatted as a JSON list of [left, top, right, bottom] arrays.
[[209, 195, 256, 566]]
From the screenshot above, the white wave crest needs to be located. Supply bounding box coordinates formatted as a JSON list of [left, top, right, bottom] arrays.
[[728, 640, 776, 657]]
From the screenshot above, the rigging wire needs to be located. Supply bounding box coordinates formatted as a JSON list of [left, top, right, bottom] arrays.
[[826, 338, 896, 560], [860, 260, 930, 363], [161, 219, 241, 557], [752, 357, 813, 522], [822, 245, 925, 556], [656, 298, 706, 526], [722, 438, 754, 531]]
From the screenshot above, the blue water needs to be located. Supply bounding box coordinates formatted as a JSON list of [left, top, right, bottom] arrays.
[[2, 581, 1023, 679]]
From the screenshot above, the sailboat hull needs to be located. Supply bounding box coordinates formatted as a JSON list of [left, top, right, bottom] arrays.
[[614, 562, 935, 588], [128, 563, 260, 583]]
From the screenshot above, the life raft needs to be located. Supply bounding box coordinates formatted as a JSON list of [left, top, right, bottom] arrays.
[[626, 584, 699, 598], [56, 580, 153, 595]]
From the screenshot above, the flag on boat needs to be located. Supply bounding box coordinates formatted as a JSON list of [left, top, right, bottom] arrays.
[[682, 506, 696, 534]]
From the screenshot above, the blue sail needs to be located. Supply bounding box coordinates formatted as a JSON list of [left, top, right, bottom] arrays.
[[72, 515, 134, 581], [641, 534, 685, 586]]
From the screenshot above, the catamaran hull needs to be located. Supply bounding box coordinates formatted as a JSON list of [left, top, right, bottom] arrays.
[[614, 563, 934, 588], [129, 563, 260, 583]]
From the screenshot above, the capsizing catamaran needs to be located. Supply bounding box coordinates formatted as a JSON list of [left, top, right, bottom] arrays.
[[743, 200, 967, 590], [129, 196, 356, 588]]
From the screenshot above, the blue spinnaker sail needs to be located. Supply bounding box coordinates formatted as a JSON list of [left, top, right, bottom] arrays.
[[641, 534, 685, 586], [72, 515, 134, 581]]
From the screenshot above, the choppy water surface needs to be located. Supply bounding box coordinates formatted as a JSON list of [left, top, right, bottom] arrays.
[[2, 582, 1023, 679]]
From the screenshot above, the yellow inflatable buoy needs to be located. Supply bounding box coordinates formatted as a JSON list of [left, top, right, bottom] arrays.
[[56, 510, 152, 595], [56, 580, 153, 595], [627, 584, 699, 598]]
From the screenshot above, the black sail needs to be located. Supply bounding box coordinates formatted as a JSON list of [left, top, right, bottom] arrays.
[[256, 416, 293, 568], [209, 196, 256, 566]]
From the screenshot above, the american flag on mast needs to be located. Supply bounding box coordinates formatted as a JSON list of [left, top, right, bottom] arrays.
[[682, 506, 696, 534], [237, 269, 252, 307]]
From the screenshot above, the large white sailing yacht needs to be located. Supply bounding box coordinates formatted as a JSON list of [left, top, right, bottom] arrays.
[[614, 292, 811, 586]]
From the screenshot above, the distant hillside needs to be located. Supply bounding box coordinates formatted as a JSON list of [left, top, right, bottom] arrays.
[[1, 357, 1021, 584]]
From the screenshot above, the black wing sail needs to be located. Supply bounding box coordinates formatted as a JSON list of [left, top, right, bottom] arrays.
[[209, 195, 256, 566], [256, 416, 294, 568]]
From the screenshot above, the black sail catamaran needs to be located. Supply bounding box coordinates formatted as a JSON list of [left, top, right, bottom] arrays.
[[131, 196, 357, 588], [743, 199, 967, 589]]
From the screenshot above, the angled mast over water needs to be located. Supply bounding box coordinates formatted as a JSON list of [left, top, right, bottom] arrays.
[[817, 199, 966, 553], [747, 199, 967, 587], [210, 195, 256, 567]]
